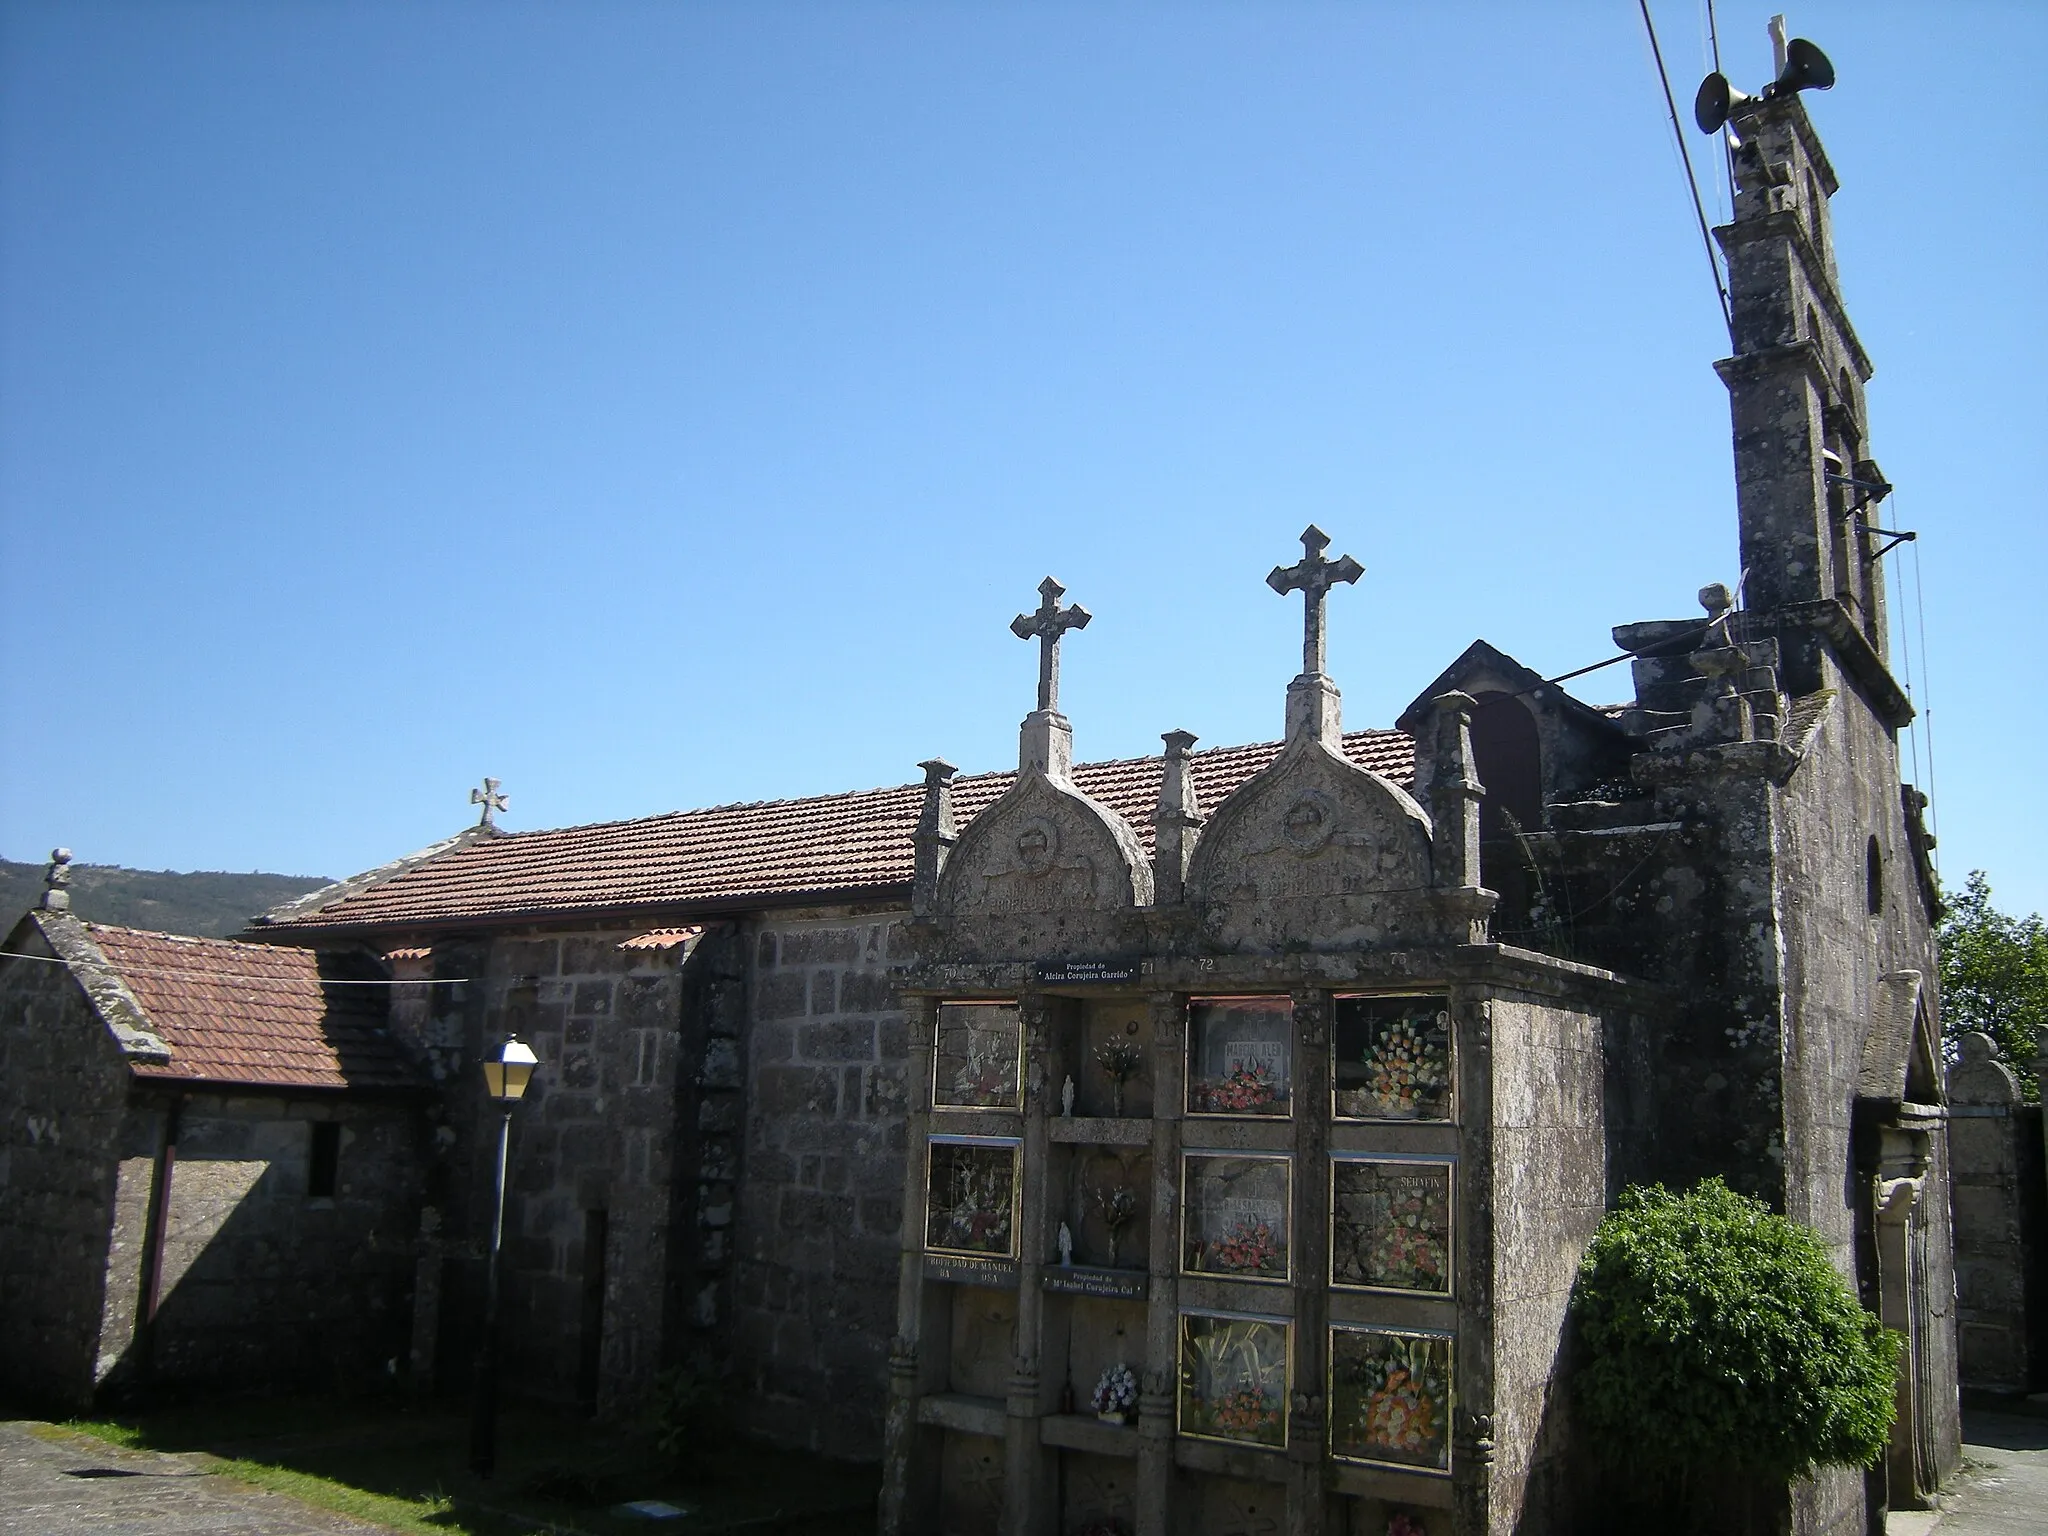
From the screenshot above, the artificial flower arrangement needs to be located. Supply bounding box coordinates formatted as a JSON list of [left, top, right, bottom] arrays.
[[1386, 1514, 1428, 1536], [1194, 1061, 1280, 1114], [1093, 1039, 1144, 1115], [1201, 1216, 1284, 1278], [1091, 1362, 1139, 1424], [1210, 1385, 1281, 1438], [1093, 1183, 1141, 1268], [1367, 1184, 1448, 1289]]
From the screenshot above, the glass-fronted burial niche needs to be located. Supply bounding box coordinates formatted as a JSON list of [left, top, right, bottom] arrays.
[[925, 1135, 1021, 1258], [1178, 1312, 1290, 1449], [1328, 1325, 1453, 1474], [1330, 1156, 1453, 1294], [1332, 995, 1453, 1121], [1182, 1153, 1290, 1282], [932, 1002, 1023, 1111], [1186, 997, 1292, 1117]]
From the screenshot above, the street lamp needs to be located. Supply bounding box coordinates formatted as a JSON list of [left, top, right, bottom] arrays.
[[469, 1035, 538, 1478]]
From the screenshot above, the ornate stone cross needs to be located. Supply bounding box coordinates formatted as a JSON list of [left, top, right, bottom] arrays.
[[1010, 577, 1092, 714], [1266, 524, 1363, 677], [470, 777, 509, 828]]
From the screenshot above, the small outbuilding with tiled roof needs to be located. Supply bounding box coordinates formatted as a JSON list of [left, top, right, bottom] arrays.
[[0, 862, 429, 1413]]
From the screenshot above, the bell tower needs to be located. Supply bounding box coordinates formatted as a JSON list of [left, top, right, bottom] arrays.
[[1712, 84, 1896, 693]]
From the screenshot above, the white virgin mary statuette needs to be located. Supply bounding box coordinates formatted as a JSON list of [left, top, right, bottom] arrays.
[[1057, 1221, 1074, 1268], [1061, 1075, 1076, 1116]]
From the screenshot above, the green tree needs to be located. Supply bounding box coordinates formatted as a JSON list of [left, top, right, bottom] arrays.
[[1938, 870, 2048, 1092], [1573, 1180, 1899, 1499]]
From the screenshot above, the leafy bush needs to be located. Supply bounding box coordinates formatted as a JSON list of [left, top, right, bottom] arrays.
[[1573, 1179, 1899, 1485], [650, 1357, 735, 1476]]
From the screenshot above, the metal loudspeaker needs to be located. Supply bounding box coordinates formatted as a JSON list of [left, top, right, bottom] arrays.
[[1693, 73, 1751, 134], [1765, 38, 1836, 98], [1693, 37, 1835, 135]]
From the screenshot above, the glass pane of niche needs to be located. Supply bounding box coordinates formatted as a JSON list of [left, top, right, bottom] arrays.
[[924, 1135, 1021, 1258], [1332, 995, 1454, 1121], [1182, 1152, 1291, 1282], [1186, 997, 1292, 1117], [932, 1001, 1023, 1111], [1328, 1325, 1454, 1475], [1330, 1155, 1454, 1295], [1178, 1311, 1290, 1450]]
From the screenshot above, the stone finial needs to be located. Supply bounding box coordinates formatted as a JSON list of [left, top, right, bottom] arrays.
[[1699, 582, 1734, 624], [1151, 730, 1205, 906], [470, 777, 509, 828], [1948, 1030, 2020, 1108], [1427, 695, 1485, 895], [1010, 577, 1090, 780], [41, 847, 72, 911], [1267, 525, 1362, 747], [911, 759, 959, 919]]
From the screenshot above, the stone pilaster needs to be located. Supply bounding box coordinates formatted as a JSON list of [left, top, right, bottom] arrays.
[[1137, 991, 1185, 1536], [1151, 731, 1204, 905]]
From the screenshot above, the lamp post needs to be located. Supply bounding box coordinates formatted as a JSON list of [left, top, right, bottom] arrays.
[[469, 1035, 538, 1478]]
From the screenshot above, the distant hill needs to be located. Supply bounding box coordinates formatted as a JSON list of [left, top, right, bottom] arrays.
[[0, 859, 334, 941]]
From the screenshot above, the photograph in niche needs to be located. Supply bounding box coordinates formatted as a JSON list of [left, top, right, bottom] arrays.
[[924, 1136, 1019, 1257], [932, 1002, 1023, 1110], [1178, 1312, 1290, 1449], [1332, 995, 1453, 1120], [1183, 1153, 1290, 1281], [1328, 1325, 1453, 1473], [1330, 1157, 1453, 1293], [1185, 997, 1292, 1117]]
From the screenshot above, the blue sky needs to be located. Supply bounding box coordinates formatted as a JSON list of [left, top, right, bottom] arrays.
[[2, 2, 2043, 919]]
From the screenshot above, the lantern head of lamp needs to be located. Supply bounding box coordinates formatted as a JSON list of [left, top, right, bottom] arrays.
[[481, 1037, 539, 1102]]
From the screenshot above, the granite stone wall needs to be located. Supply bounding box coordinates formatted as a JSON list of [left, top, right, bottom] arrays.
[[1486, 993, 1610, 1534], [732, 904, 909, 1458], [456, 925, 691, 1415], [0, 924, 131, 1412], [115, 1092, 424, 1395]]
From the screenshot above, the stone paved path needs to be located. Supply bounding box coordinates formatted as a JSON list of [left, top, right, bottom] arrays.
[[1890, 1410, 2048, 1536], [0, 1422, 398, 1535]]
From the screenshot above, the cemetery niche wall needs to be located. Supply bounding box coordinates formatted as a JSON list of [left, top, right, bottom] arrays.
[[881, 540, 1654, 1536]]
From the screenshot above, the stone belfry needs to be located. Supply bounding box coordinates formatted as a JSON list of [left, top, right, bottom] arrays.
[[1714, 84, 1896, 687]]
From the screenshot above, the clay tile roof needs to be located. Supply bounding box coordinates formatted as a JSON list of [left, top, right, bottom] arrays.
[[254, 729, 1414, 935], [85, 924, 422, 1091]]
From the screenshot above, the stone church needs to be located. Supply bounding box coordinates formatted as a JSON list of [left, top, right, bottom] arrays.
[[0, 86, 1956, 1535]]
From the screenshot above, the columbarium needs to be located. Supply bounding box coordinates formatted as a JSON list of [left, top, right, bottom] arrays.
[[880, 534, 1655, 1536]]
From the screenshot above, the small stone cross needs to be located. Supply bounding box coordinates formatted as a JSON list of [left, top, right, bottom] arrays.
[[1266, 525, 1363, 677], [1010, 577, 1092, 714], [469, 777, 509, 828]]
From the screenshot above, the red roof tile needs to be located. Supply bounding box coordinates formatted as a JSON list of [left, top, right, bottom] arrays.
[[255, 729, 1415, 934], [85, 925, 421, 1091]]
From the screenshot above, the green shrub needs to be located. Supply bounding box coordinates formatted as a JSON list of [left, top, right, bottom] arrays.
[[1573, 1179, 1900, 1485], [650, 1357, 736, 1476]]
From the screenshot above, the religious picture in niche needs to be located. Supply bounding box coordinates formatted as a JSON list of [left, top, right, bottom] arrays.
[[1178, 1312, 1290, 1449], [1332, 995, 1453, 1121], [1330, 1156, 1453, 1294], [1185, 997, 1292, 1117], [924, 1136, 1020, 1258], [1328, 1325, 1453, 1474], [1182, 1153, 1290, 1282], [932, 1002, 1023, 1111]]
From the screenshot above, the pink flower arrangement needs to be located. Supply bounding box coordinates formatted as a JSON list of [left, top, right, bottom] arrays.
[[1203, 1217, 1283, 1276], [1197, 1062, 1279, 1114]]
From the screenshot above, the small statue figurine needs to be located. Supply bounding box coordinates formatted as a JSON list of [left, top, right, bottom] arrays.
[[1057, 1221, 1074, 1268], [1060, 1075, 1076, 1117]]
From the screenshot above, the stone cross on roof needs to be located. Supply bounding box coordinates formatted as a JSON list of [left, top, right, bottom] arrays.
[[1010, 577, 1092, 715], [1267, 524, 1363, 678], [470, 777, 509, 829]]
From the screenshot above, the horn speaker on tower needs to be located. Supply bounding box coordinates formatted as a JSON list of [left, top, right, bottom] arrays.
[[1693, 37, 1835, 135]]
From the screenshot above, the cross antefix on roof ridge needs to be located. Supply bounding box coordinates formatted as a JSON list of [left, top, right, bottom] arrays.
[[1010, 576, 1091, 715], [470, 777, 509, 829], [1267, 524, 1363, 679]]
